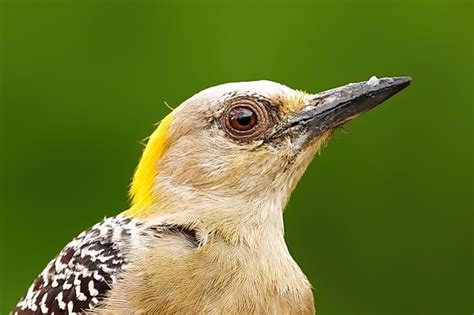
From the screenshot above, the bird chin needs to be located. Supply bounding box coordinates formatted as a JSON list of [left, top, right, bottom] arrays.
[[291, 128, 334, 156]]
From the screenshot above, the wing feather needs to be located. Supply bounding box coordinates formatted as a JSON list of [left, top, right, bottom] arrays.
[[12, 215, 142, 315]]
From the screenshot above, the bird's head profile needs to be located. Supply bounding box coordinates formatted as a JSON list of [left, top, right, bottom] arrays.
[[125, 77, 411, 242]]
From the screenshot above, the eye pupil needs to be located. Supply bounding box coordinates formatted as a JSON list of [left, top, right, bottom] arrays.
[[228, 107, 257, 131], [236, 111, 252, 126]]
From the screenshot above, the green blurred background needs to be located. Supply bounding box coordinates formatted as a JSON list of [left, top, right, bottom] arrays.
[[0, 0, 472, 314]]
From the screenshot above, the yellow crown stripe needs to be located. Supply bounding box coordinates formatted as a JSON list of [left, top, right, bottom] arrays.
[[124, 113, 173, 217]]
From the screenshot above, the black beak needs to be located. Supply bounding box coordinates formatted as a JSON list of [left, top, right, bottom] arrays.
[[289, 76, 411, 139]]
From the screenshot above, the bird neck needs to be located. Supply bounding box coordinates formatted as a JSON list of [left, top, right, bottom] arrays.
[[119, 181, 314, 314], [113, 195, 313, 314], [128, 180, 289, 247]]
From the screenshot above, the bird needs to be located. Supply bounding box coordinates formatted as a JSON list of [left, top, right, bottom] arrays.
[[12, 76, 411, 314]]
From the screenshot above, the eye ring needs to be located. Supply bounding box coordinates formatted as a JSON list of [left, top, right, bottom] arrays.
[[221, 98, 270, 141]]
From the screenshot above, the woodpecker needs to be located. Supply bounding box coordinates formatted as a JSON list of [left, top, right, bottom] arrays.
[[13, 76, 411, 314]]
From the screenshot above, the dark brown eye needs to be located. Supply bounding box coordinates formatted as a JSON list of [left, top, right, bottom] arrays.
[[221, 98, 273, 141], [228, 107, 257, 131]]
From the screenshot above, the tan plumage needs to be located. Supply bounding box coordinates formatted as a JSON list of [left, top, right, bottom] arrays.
[[97, 81, 318, 314], [14, 77, 410, 315]]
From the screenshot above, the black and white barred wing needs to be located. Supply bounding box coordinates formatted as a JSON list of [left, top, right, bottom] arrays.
[[13, 215, 141, 315]]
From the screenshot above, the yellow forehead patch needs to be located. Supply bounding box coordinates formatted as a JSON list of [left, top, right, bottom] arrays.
[[278, 90, 308, 114], [124, 113, 173, 217]]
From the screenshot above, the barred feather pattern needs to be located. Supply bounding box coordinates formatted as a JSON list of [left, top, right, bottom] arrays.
[[12, 215, 145, 315]]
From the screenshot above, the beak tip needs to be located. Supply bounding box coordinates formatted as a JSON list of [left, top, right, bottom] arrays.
[[391, 76, 412, 88], [365, 75, 412, 100], [368, 76, 412, 88]]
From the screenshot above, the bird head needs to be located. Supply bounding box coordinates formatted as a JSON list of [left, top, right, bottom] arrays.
[[125, 77, 411, 241]]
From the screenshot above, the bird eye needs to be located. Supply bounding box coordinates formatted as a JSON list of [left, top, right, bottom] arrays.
[[221, 98, 272, 141], [228, 107, 257, 131]]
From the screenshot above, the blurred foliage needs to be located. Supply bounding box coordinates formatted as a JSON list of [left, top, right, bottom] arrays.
[[0, 0, 472, 314]]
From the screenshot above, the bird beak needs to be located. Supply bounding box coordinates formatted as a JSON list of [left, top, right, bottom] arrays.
[[287, 76, 412, 144]]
